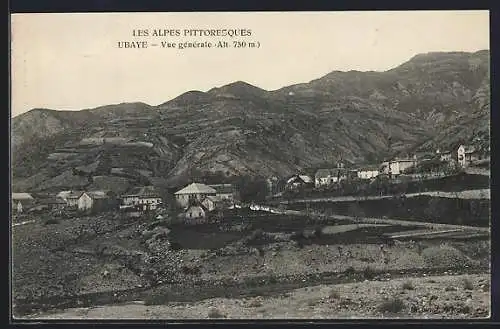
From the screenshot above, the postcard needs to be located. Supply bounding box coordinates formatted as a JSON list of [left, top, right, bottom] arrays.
[[10, 11, 491, 320]]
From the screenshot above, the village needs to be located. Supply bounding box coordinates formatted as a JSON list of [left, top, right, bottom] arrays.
[[11, 143, 490, 223]]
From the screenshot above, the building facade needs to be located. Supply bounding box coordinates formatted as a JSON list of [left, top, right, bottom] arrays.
[[121, 186, 163, 211], [174, 183, 217, 209], [457, 145, 481, 168], [357, 168, 379, 180], [388, 159, 417, 176], [208, 184, 235, 201]]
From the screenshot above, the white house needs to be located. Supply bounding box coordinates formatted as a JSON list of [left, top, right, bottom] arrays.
[[314, 169, 347, 188], [357, 167, 379, 180], [184, 204, 208, 225], [78, 191, 114, 212], [388, 159, 417, 176], [174, 183, 217, 209], [58, 190, 85, 208], [12, 193, 35, 213], [457, 144, 481, 168], [436, 149, 453, 162], [121, 186, 163, 211]]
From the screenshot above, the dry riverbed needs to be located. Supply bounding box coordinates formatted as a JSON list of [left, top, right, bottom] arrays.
[[25, 273, 490, 320]]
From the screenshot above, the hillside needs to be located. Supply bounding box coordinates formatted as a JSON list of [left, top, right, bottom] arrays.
[[11, 50, 490, 192]]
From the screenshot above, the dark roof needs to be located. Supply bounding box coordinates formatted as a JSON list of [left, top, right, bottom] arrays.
[[460, 145, 478, 154], [208, 184, 234, 194], [39, 197, 66, 205], [124, 186, 162, 198], [65, 191, 85, 199]]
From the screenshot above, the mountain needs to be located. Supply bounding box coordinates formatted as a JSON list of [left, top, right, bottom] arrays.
[[11, 50, 490, 192]]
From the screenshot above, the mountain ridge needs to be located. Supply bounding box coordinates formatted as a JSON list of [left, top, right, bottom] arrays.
[[11, 50, 490, 192]]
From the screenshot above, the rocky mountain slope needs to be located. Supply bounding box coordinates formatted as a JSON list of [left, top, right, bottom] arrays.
[[11, 50, 490, 192]]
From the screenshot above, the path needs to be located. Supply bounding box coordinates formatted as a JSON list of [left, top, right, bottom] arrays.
[[276, 188, 490, 205]]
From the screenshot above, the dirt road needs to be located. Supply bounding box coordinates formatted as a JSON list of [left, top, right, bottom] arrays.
[[279, 189, 490, 205]]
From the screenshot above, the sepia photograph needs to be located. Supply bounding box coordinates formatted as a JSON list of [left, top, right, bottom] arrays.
[[10, 11, 491, 320]]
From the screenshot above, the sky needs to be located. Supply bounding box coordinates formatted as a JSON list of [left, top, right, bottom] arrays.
[[10, 11, 489, 117]]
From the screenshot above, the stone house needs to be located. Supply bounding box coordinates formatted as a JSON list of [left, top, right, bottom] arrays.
[[174, 183, 217, 209]]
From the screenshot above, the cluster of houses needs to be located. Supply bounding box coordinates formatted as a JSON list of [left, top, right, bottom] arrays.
[[282, 143, 490, 191], [11, 181, 238, 224], [11, 142, 489, 218], [174, 183, 236, 224]]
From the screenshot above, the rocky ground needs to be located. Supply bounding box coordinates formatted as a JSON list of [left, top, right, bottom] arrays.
[[25, 274, 490, 319], [12, 209, 491, 320]]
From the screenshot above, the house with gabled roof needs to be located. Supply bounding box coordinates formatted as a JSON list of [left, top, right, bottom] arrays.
[[184, 203, 209, 225], [78, 190, 117, 212], [12, 193, 35, 213], [457, 144, 481, 168], [285, 174, 314, 191], [57, 190, 85, 208], [174, 182, 216, 209]]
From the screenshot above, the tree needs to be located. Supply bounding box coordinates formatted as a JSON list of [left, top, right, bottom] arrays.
[[234, 175, 269, 203]]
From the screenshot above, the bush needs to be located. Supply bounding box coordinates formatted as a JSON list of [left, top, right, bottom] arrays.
[[207, 307, 226, 319], [328, 289, 340, 300], [43, 218, 60, 225], [363, 266, 376, 280], [402, 281, 415, 290], [421, 245, 473, 268], [345, 266, 356, 275], [463, 278, 474, 290], [377, 297, 405, 314]]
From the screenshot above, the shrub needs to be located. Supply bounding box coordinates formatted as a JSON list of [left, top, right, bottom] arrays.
[[144, 293, 167, 306], [181, 265, 201, 275], [207, 307, 226, 319], [43, 218, 60, 225], [345, 266, 356, 275], [402, 281, 415, 290], [363, 266, 376, 280], [463, 278, 474, 290], [377, 297, 405, 314], [328, 289, 340, 300], [421, 245, 472, 268]]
